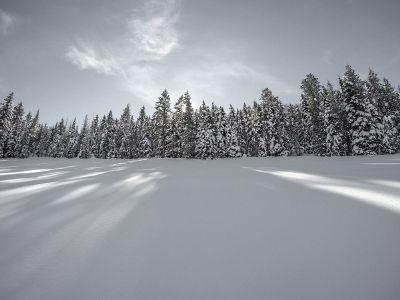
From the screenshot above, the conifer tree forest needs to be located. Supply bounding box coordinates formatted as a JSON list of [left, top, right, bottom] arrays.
[[1, 65, 400, 159]]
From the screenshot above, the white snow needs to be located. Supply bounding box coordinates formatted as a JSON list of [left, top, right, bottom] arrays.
[[0, 156, 400, 299]]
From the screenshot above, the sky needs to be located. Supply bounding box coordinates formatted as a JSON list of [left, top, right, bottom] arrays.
[[0, 0, 399, 124]]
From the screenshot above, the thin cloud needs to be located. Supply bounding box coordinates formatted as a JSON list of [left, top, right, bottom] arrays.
[[129, 0, 180, 60], [0, 9, 16, 37], [64, 0, 295, 105], [65, 44, 121, 76], [65, 0, 181, 103]]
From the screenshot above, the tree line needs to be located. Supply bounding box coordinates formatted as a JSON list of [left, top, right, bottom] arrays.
[[0, 65, 399, 159]]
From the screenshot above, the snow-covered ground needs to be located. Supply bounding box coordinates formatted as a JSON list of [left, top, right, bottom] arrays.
[[1, 155, 400, 300]]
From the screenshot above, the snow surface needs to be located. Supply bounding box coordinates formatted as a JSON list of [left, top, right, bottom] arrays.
[[0, 156, 400, 299]]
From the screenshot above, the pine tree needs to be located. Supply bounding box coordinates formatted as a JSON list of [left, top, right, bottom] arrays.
[[323, 82, 344, 156], [182, 92, 196, 158], [226, 105, 241, 157], [28, 111, 40, 157], [380, 78, 399, 153], [258, 88, 286, 156], [239, 103, 259, 157], [48, 118, 66, 158], [340, 65, 375, 155], [100, 111, 117, 159], [365, 70, 384, 154], [195, 101, 216, 159], [300, 74, 325, 155], [90, 115, 100, 158], [64, 119, 78, 158], [0, 93, 14, 157], [136, 106, 152, 158], [118, 105, 132, 159], [285, 104, 303, 156], [5, 102, 24, 158], [153, 89, 171, 157], [36, 124, 51, 157], [78, 115, 91, 158]]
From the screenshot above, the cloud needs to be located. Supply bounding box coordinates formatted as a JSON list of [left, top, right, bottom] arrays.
[[128, 0, 180, 60], [65, 44, 121, 76], [64, 0, 295, 105], [0, 9, 16, 37], [322, 49, 334, 65], [65, 0, 181, 102], [173, 56, 297, 104]]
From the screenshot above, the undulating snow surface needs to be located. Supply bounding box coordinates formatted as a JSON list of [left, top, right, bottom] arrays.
[[1, 156, 400, 299]]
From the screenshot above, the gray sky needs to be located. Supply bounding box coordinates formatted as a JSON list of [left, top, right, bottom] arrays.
[[0, 0, 399, 124]]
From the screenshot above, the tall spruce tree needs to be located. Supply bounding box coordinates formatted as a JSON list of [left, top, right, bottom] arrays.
[[78, 115, 91, 158], [182, 92, 196, 158], [323, 82, 344, 156], [340, 65, 376, 155], [0, 93, 14, 157], [153, 90, 171, 157], [285, 104, 303, 156], [300, 74, 326, 155]]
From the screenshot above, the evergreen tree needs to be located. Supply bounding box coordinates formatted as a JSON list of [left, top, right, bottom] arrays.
[[300, 74, 325, 155], [285, 104, 303, 156], [365, 70, 384, 154], [340, 65, 376, 155], [136, 106, 152, 158], [118, 105, 132, 159], [90, 115, 100, 158], [226, 105, 241, 157], [182, 92, 196, 158], [49, 119, 66, 158], [5, 102, 24, 158], [153, 89, 171, 157], [78, 115, 91, 158], [258, 88, 286, 156], [323, 82, 344, 156], [380, 78, 399, 153], [0, 93, 14, 157], [195, 101, 216, 159]]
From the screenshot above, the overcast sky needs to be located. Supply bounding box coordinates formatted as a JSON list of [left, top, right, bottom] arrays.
[[0, 0, 399, 123]]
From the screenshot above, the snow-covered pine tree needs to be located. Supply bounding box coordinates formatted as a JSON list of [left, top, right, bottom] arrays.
[[182, 92, 196, 158], [103, 111, 117, 159], [135, 106, 150, 158], [300, 74, 327, 155], [170, 95, 185, 158], [238, 103, 258, 157], [27, 111, 40, 157], [36, 124, 51, 157], [65, 119, 79, 158], [215, 106, 228, 158], [0, 93, 14, 157], [380, 78, 399, 153], [258, 88, 286, 156], [323, 82, 344, 156], [165, 115, 179, 158], [365, 69, 384, 154], [118, 104, 132, 159], [226, 104, 241, 157], [19, 112, 32, 158], [284, 104, 303, 156], [48, 118, 66, 158], [300, 74, 326, 155], [153, 89, 171, 158], [90, 115, 100, 158], [78, 115, 91, 158], [195, 101, 216, 159], [340, 65, 375, 155], [5, 102, 24, 158]]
